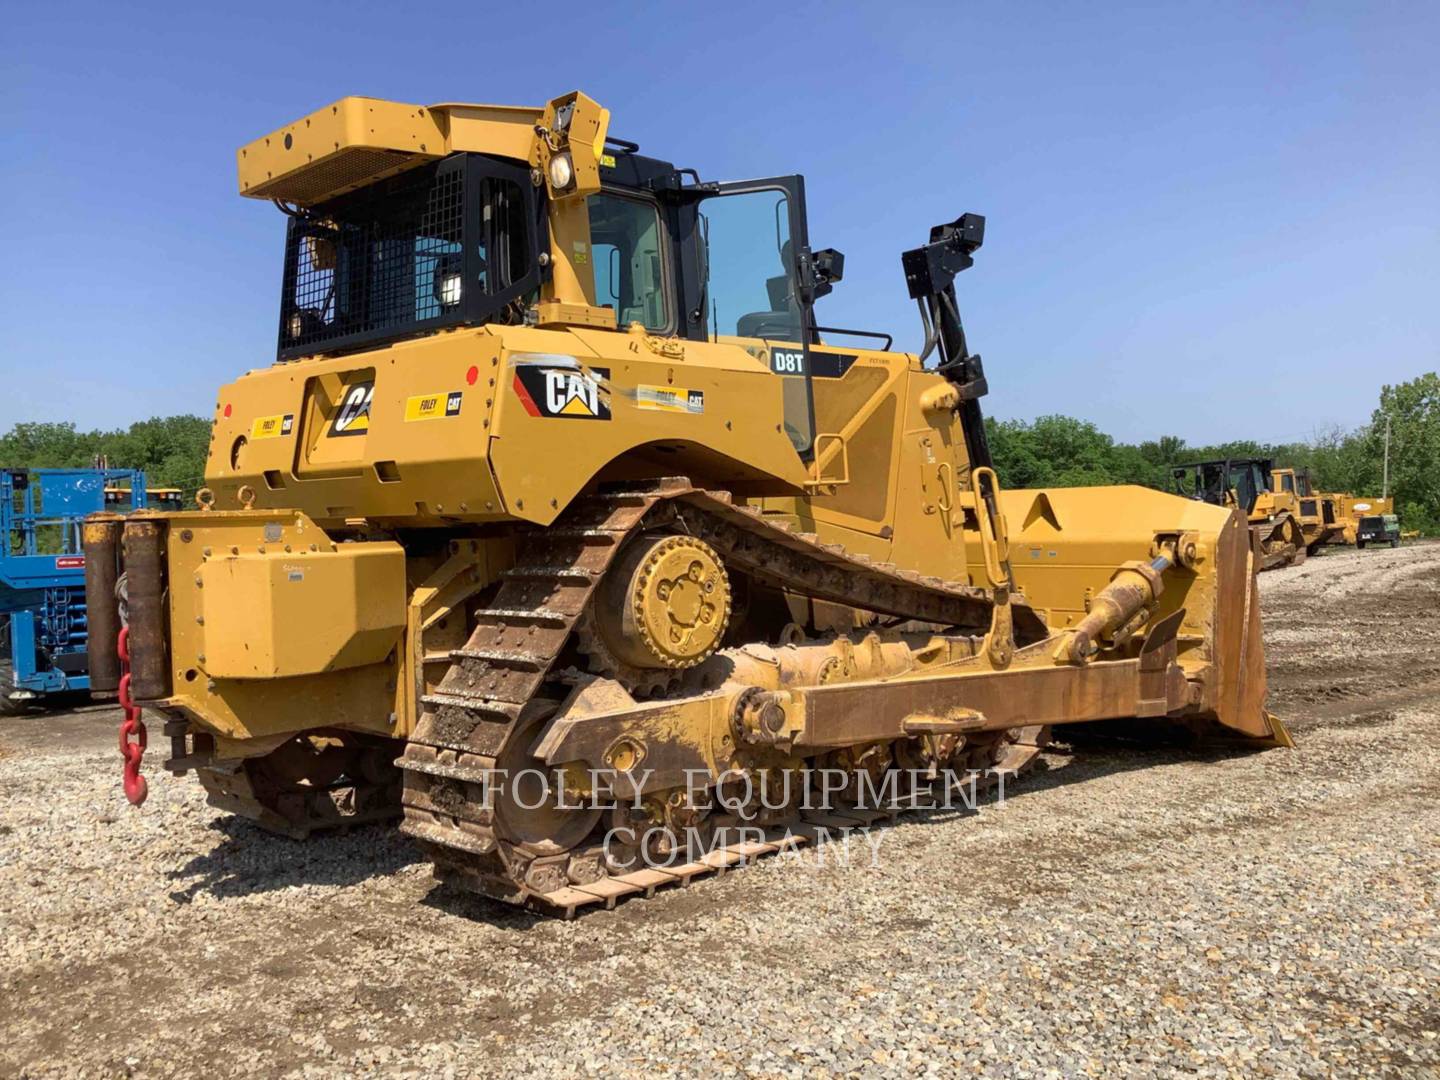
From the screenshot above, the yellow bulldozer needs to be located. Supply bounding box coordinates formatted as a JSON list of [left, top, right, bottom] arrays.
[[1171, 457, 1308, 570], [85, 92, 1285, 914], [1270, 467, 1343, 554]]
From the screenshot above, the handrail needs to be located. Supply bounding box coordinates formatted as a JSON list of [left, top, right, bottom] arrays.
[[812, 325, 894, 351]]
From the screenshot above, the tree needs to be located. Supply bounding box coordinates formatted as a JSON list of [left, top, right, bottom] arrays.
[[1372, 373, 1440, 531], [0, 415, 212, 497], [0, 422, 96, 468], [983, 373, 1437, 532]]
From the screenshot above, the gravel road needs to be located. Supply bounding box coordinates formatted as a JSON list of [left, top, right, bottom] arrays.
[[2, 543, 1438, 1078]]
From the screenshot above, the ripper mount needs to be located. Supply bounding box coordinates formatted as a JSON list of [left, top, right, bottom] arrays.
[[902, 212, 991, 467]]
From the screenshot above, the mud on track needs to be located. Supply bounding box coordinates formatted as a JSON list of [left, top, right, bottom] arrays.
[[2, 543, 1438, 1077]]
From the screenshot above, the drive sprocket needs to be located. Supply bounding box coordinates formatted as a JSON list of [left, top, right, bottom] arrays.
[[580, 533, 731, 692]]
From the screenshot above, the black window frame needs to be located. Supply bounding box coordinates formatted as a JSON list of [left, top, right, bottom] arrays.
[[587, 187, 677, 336]]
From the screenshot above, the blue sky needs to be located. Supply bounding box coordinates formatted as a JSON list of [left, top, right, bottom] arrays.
[[2, 1, 1435, 443]]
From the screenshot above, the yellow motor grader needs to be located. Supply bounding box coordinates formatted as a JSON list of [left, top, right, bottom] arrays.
[[85, 92, 1284, 913]]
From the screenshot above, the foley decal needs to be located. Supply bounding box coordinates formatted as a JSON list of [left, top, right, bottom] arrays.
[[637, 384, 705, 415], [328, 379, 374, 437], [404, 391, 464, 422], [512, 358, 611, 420], [251, 413, 295, 439]]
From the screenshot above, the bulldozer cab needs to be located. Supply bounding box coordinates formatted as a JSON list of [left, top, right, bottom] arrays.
[[1173, 458, 1269, 515], [578, 164, 828, 454], [265, 99, 831, 461], [1271, 466, 1317, 500]]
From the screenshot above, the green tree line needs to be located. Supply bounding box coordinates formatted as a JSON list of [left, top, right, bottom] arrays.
[[986, 371, 1440, 532], [2, 373, 1435, 530], [0, 416, 212, 497]]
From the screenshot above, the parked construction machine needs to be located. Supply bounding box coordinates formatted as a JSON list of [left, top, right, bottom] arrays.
[[86, 92, 1284, 913], [1270, 467, 1342, 554], [1, 468, 148, 714], [1329, 493, 1397, 548], [1172, 457, 1306, 570]]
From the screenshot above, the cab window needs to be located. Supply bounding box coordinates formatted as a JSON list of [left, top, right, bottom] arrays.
[[477, 176, 531, 295], [588, 193, 669, 332], [698, 188, 800, 342]]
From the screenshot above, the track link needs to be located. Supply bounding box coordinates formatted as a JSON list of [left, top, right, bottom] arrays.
[[397, 480, 1046, 909], [534, 729, 1049, 917], [195, 734, 401, 839]]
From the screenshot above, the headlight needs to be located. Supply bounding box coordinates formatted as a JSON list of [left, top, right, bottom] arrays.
[[548, 153, 574, 190], [439, 273, 462, 306], [288, 312, 304, 339]]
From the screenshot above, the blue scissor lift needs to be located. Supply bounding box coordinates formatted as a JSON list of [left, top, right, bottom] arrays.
[[1, 468, 149, 713]]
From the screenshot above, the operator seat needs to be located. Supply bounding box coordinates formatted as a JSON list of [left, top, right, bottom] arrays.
[[736, 241, 802, 341]]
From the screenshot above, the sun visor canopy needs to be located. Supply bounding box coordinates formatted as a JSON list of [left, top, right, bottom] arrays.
[[237, 97, 543, 207]]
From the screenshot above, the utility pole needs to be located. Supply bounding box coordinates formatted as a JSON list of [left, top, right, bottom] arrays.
[[1382, 415, 1391, 501]]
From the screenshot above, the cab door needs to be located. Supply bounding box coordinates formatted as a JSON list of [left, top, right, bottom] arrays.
[[691, 176, 817, 458]]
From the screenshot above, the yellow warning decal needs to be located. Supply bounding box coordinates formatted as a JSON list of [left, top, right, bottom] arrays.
[[404, 391, 463, 422], [600, 153, 616, 168], [637, 384, 704, 415], [250, 413, 295, 439]]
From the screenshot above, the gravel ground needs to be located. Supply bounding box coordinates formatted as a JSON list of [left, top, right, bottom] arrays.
[[2, 543, 1438, 1078]]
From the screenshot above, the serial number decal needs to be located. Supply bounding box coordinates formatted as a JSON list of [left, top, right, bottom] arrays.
[[404, 391, 464, 422], [512, 357, 611, 420], [769, 349, 859, 379], [250, 413, 295, 439], [328, 380, 374, 437], [637, 384, 705, 415]]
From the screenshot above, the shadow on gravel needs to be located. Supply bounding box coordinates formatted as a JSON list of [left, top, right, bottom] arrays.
[[980, 732, 1279, 811], [166, 817, 421, 903], [418, 883, 549, 930], [411, 738, 1274, 927], [1057, 724, 1277, 760]]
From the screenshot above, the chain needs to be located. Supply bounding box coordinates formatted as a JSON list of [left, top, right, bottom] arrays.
[[116, 626, 148, 806]]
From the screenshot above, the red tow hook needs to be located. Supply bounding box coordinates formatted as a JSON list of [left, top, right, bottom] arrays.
[[116, 626, 148, 806]]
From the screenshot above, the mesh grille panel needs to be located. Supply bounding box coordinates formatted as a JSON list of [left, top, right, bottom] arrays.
[[248, 148, 422, 205], [280, 161, 466, 354]]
